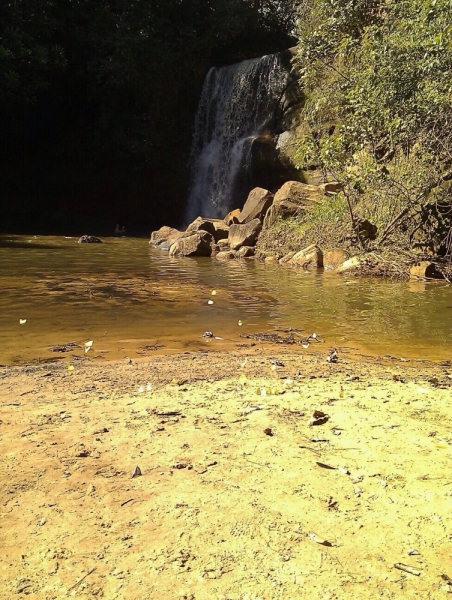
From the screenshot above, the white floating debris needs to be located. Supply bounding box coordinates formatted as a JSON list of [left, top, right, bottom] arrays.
[[238, 320, 243, 326], [19, 319, 27, 325], [207, 300, 214, 305]]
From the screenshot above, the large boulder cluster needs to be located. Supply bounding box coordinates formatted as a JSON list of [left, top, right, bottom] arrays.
[[150, 181, 333, 263]]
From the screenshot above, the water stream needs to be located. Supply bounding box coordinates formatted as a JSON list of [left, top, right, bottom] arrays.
[[0, 235, 451, 365], [186, 53, 289, 222]]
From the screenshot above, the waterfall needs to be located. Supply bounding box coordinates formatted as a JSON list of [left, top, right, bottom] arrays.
[[185, 53, 290, 223]]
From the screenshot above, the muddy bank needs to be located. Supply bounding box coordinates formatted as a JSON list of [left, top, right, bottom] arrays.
[[1, 350, 451, 599]]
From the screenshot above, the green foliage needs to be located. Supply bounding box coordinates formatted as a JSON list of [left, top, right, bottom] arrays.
[[294, 0, 452, 249]]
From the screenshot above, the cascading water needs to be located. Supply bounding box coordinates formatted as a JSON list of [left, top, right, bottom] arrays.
[[185, 53, 290, 223]]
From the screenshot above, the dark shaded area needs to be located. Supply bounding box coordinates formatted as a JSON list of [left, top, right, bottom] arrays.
[[0, 0, 296, 235]]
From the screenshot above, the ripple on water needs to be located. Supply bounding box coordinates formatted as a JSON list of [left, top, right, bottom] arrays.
[[0, 234, 451, 364]]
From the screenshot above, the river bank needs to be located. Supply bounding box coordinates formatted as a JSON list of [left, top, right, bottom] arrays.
[[1, 350, 451, 599]]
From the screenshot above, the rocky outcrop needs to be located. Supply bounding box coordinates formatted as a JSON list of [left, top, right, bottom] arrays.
[[335, 256, 362, 274], [236, 246, 255, 258], [274, 181, 323, 207], [279, 251, 296, 264], [186, 217, 229, 242], [78, 235, 102, 243], [323, 249, 349, 270], [169, 231, 214, 258], [264, 200, 302, 228], [290, 245, 323, 268], [319, 182, 343, 195], [263, 181, 323, 228], [410, 261, 444, 279], [224, 209, 241, 226], [238, 188, 274, 224], [218, 239, 230, 251], [150, 226, 183, 249], [229, 219, 262, 250], [216, 250, 238, 261]]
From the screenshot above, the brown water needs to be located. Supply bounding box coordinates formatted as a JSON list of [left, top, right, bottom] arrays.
[[0, 234, 451, 365]]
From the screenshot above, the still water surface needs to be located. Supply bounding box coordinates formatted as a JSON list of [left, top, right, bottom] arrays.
[[0, 235, 451, 364]]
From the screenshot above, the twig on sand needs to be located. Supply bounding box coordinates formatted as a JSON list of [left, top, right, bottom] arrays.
[[67, 567, 96, 593], [121, 497, 135, 507]]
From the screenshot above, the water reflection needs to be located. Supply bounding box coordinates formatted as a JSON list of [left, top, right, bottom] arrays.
[[0, 234, 450, 364]]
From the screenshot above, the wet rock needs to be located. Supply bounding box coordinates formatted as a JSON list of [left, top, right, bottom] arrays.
[[218, 239, 230, 251], [224, 209, 241, 226], [211, 221, 230, 242], [290, 245, 323, 268], [323, 248, 349, 270], [216, 251, 238, 261], [236, 246, 255, 258], [78, 235, 102, 244], [279, 251, 296, 264], [186, 217, 229, 242], [335, 255, 361, 274], [229, 219, 262, 250], [150, 226, 183, 249], [410, 261, 444, 280], [169, 231, 214, 257], [238, 187, 274, 224]]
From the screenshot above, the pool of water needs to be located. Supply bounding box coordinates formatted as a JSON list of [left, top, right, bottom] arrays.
[[0, 234, 451, 364]]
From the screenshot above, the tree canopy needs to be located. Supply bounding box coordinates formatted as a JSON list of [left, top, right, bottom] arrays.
[[0, 0, 296, 233]]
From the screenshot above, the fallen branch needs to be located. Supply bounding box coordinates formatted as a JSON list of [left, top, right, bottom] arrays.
[[67, 567, 96, 593]]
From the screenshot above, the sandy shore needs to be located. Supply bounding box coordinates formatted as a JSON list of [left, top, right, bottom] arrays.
[[1, 349, 451, 599]]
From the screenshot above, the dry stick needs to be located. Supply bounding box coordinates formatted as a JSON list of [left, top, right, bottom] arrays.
[[67, 567, 96, 593], [120, 498, 134, 507], [394, 563, 421, 576]]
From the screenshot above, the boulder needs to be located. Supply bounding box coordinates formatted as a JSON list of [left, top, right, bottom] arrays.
[[263, 181, 324, 229], [229, 219, 262, 250], [410, 261, 444, 280], [319, 182, 343, 195], [150, 226, 182, 248], [78, 235, 102, 243], [186, 217, 216, 237], [290, 245, 323, 268], [279, 251, 296, 264], [186, 217, 229, 242], [237, 246, 255, 258], [224, 209, 241, 226], [218, 239, 230, 251], [238, 188, 274, 224], [335, 256, 362, 274], [264, 200, 302, 229], [273, 181, 323, 207], [216, 251, 238, 261], [211, 221, 230, 242], [169, 231, 214, 258], [323, 248, 349, 270]]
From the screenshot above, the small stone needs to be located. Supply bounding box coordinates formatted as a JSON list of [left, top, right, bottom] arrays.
[[131, 466, 142, 478]]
